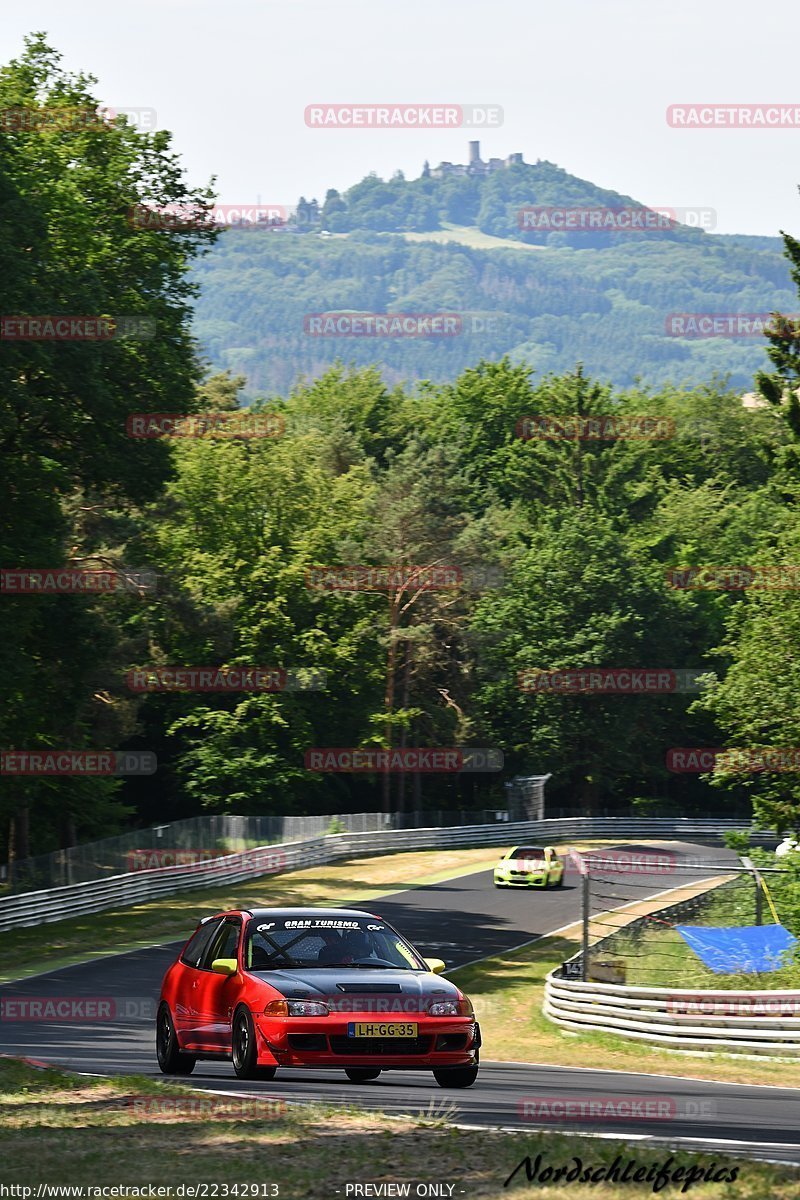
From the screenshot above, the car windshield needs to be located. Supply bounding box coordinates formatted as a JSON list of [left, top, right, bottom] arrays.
[[244, 915, 428, 971], [512, 847, 546, 858]]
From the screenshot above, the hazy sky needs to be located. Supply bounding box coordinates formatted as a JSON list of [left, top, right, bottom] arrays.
[[3, 0, 799, 237]]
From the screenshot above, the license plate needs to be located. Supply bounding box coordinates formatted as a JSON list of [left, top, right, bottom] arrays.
[[347, 1022, 418, 1038]]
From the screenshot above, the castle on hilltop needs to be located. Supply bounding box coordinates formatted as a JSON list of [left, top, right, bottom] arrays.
[[423, 141, 524, 179]]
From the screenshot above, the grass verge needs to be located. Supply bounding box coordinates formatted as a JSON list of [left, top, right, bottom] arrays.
[[1, 846, 504, 983], [607, 877, 800, 989], [0, 1058, 795, 1198], [3, 839, 614, 983], [450, 935, 800, 1089]]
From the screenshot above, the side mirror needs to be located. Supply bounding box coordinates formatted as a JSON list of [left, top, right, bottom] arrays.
[[424, 957, 446, 975], [211, 957, 238, 976]]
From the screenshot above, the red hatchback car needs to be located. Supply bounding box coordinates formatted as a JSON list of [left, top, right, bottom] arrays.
[[157, 907, 481, 1087]]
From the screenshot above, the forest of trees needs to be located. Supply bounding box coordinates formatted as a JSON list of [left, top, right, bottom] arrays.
[[3, 37, 800, 863], [193, 219, 792, 395]]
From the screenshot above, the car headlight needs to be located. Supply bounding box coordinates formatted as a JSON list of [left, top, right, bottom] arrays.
[[264, 999, 330, 1016], [428, 1000, 473, 1016]]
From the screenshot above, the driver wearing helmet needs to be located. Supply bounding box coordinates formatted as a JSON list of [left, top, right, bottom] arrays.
[[318, 927, 372, 966]]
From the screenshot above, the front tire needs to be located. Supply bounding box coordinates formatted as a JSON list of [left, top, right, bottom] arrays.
[[156, 1003, 196, 1075], [232, 1006, 276, 1081], [432, 1063, 479, 1089], [345, 1068, 381, 1083]]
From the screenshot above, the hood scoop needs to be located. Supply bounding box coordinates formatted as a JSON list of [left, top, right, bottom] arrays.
[[336, 982, 403, 993]]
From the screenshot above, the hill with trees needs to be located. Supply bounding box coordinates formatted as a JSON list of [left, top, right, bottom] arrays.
[[191, 157, 793, 395]]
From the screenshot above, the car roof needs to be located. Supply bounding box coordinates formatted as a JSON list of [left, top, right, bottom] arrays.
[[247, 907, 379, 919]]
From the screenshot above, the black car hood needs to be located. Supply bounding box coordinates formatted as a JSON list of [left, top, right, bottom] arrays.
[[250, 966, 461, 1007]]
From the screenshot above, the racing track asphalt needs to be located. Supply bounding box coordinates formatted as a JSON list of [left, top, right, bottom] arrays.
[[2, 840, 799, 1166]]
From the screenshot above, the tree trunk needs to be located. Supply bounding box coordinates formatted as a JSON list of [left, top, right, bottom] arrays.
[[396, 640, 412, 815], [60, 812, 77, 849], [15, 802, 30, 861], [7, 815, 16, 869], [382, 594, 402, 813]]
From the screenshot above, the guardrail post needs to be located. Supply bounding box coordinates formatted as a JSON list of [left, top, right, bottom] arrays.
[[582, 873, 590, 981], [567, 848, 590, 982]]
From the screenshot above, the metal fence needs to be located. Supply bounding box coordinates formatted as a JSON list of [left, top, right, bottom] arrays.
[[0, 816, 773, 933], [544, 850, 800, 1056], [7, 809, 511, 893]]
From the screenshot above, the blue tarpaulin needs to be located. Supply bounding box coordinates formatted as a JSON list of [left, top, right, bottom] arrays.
[[675, 924, 798, 974]]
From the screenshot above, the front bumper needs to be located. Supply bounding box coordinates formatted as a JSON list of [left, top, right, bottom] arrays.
[[494, 872, 548, 887], [253, 1014, 480, 1069]]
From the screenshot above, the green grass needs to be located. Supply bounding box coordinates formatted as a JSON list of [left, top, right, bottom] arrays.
[[0, 1059, 795, 1197], [400, 223, 546, 252], [3, 839, 609, 983], [448, 934, 800, 1089], [0, 846, 503, 983], [602, 877, 800, 989]]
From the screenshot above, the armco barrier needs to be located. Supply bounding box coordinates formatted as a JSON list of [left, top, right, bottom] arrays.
[[0, 817, 772, 932], [9, 809, 511, 892], [544, 974, 800, 1056], [544, 853, 799, 1058]]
